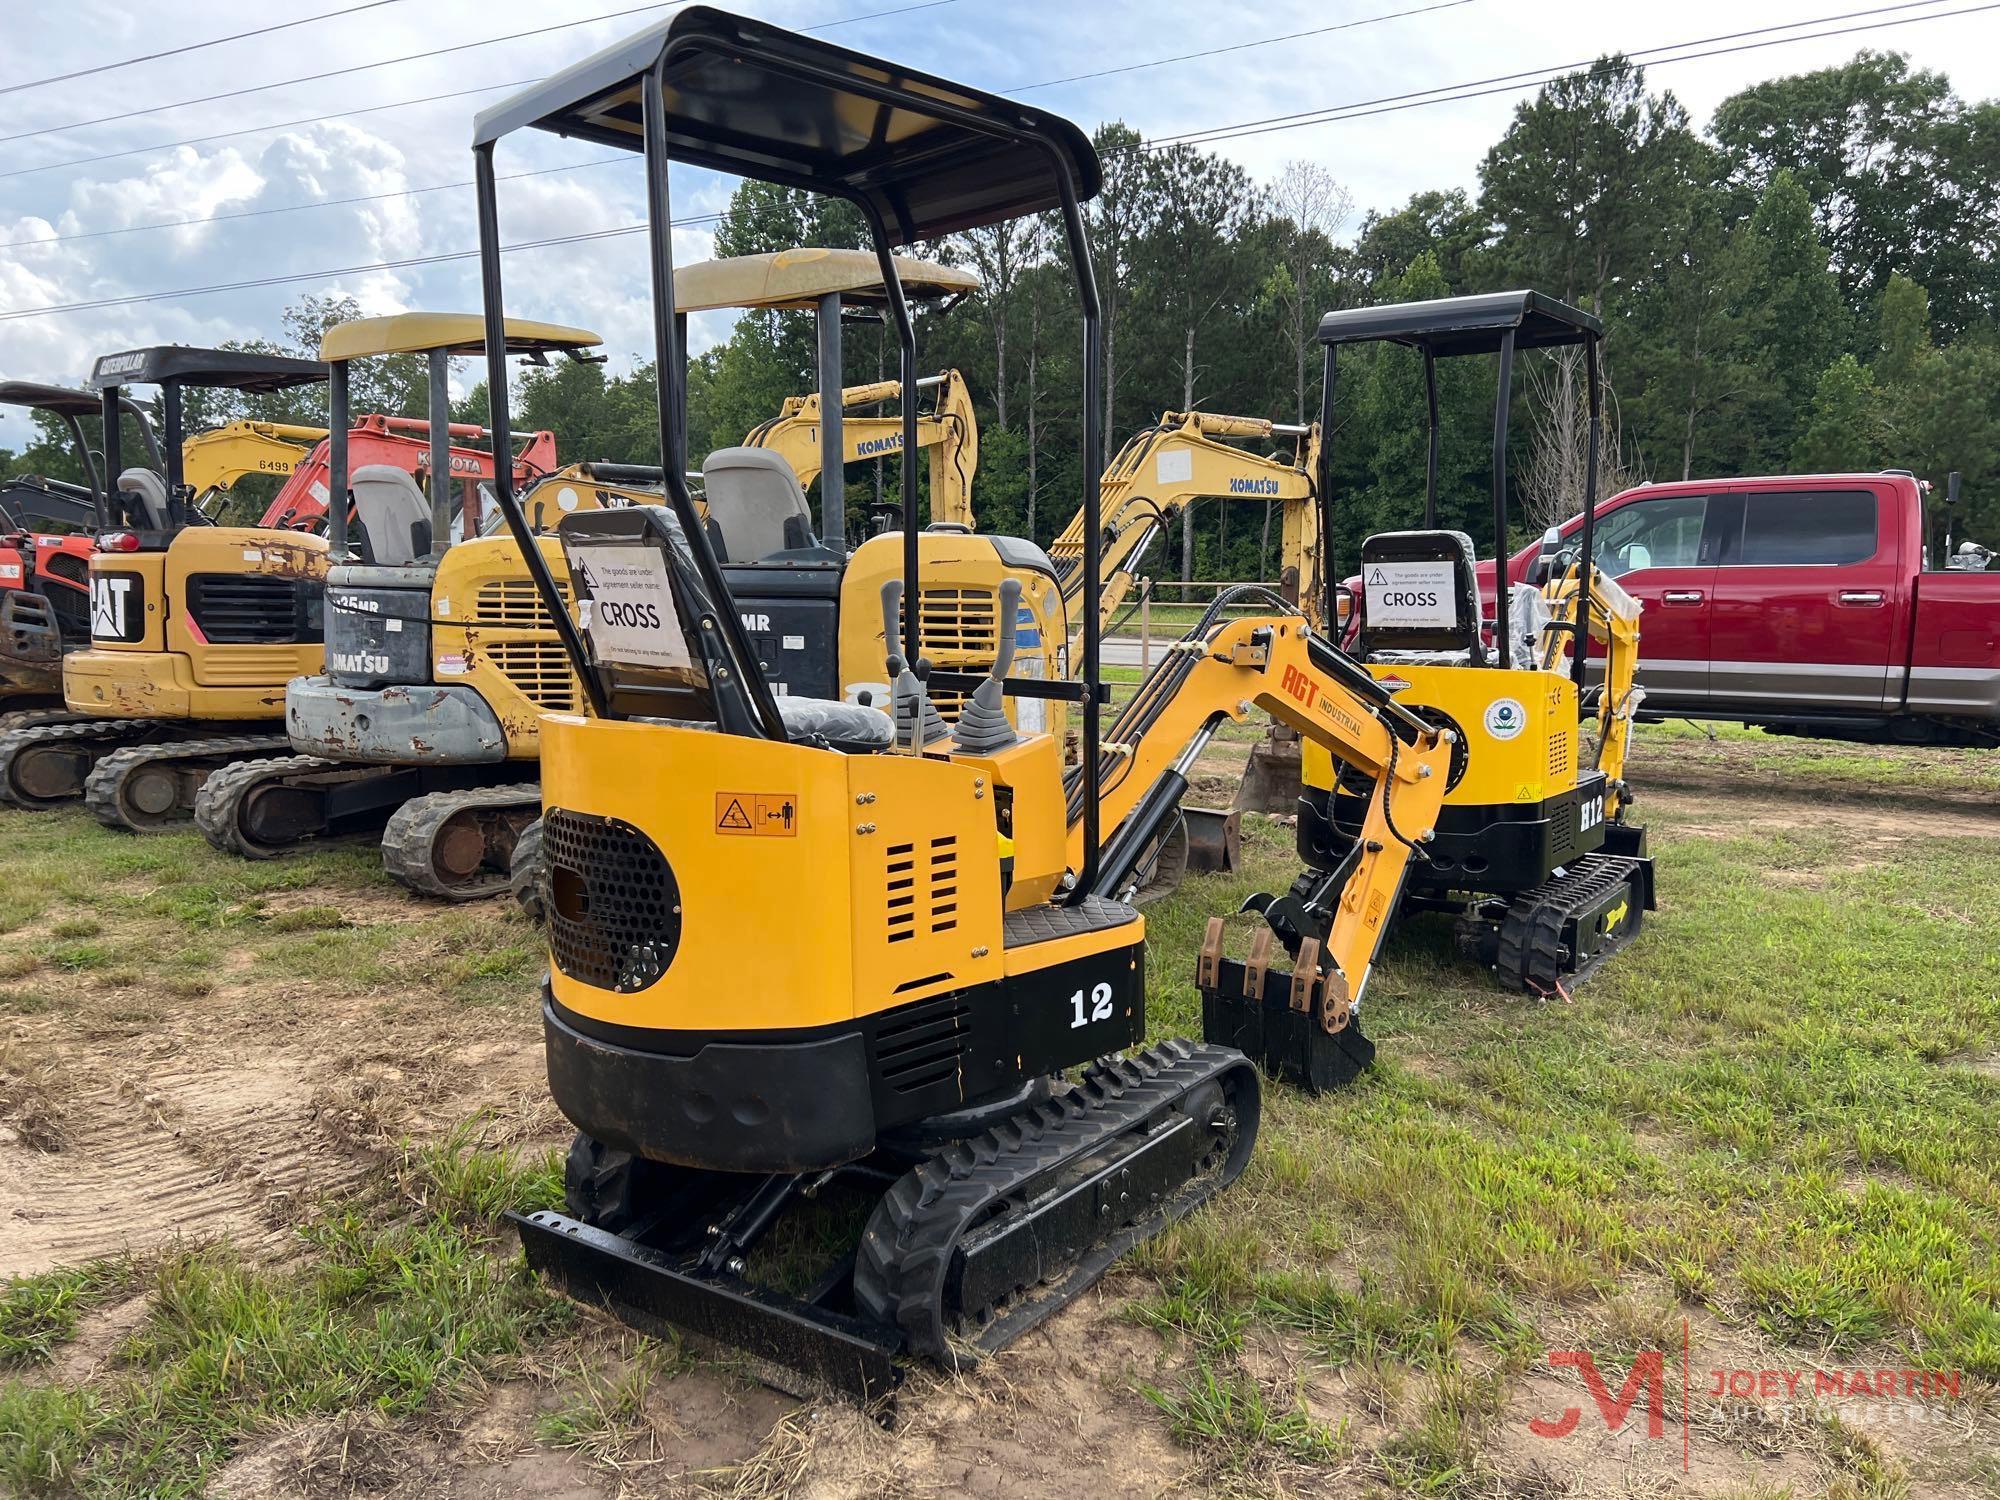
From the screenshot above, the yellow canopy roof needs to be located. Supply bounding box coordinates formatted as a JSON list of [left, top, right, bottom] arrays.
[[673, 248, 979, 314], [319, 312, 602, 363]]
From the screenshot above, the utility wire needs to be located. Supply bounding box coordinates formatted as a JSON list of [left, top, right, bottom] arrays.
[[1142, 0, 1975, 151], [2, 0, 1456, 247], [0, 2, 691, 147], [0, 0, 407, 99], [0, 0, 960, 181], [1013, 0, 1476, 92], [0, 0, 1988, 323]]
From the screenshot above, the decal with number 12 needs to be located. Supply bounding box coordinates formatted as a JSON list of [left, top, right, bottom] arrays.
[[1070, 982, 1114, 1028]]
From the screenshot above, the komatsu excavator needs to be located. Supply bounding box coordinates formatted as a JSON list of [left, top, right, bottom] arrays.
[[0, 346, 560, 827], [193, 314, 642, 892], [198, 268, 1007, 899], [470, 7, 1453, 1402], [1204, 291, 1655, 1059], [1050, 411, 1322, 636]]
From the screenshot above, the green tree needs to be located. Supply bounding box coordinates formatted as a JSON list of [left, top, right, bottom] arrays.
[[1791, 354, 1882, 471]]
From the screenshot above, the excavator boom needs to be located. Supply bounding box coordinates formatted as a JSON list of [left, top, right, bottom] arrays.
[[742, 368, 978, 528], [1049, 412, 1320, 638]]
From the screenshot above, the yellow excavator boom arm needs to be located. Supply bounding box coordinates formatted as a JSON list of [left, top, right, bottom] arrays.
[[1048, 412, 1320, 638], [743, 369, 978, 528], [179, 421, 328, 502], [1540, 567, 1645, 819], [1065, 613, 1450, 1001]]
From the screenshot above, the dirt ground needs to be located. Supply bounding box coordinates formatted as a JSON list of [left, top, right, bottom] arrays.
[[4, 722, 1998, 1498]]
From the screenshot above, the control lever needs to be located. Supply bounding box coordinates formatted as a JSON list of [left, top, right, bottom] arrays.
[[952, 577, 1021, 754], [880, 578, 948, 751]]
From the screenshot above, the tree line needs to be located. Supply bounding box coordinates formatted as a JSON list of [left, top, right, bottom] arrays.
[[6, 49, 1995, 574]]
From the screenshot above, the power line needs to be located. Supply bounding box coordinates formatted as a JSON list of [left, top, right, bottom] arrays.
[[1143, 0, 1974, 151], [0, 0, 961, 182], [0, 2, 691, 148], [1, 0, 1456, 247], [1013, 0, 1476, 93], [0, 0, 407, 99], [0, 0, 1987, 324]]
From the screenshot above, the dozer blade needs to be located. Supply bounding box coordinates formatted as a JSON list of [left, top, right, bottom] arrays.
[[510, 1210, 903, 1405]]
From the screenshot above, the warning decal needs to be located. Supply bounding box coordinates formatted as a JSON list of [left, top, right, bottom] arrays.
[[714, 792, 798, 837], [1364, 560, 1458, 630]]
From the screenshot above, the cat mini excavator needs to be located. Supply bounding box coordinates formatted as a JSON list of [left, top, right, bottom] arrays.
[[470, 6, 1453, 1401], [0, 344, 561, 826], [0, 381, 162, 710], [1204, 292, 1655, 1055], [192, 313, 644, 893]]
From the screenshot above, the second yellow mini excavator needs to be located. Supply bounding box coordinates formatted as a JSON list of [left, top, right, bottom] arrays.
[[470, 7, 1457, 1401]]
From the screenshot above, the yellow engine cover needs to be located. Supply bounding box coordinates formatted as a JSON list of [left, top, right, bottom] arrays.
[[431, 534, 581, 758], [1302, 663, 1579, 808], [66, 528, 327, 719], [540, 714, 1008, 1035]]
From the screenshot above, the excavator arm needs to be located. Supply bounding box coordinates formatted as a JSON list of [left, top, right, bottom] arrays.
[[743, 369, 977, 528], [1048, 413, 1320, 639], [1539, 566, 1645, 820], [179, 421, 328, 511], [1063, 605, 1451, 1013]]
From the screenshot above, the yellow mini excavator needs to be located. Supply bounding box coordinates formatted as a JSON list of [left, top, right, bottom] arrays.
[[1207, 291, 1655, 1033], [191, 313, 658, 894], [0, 347, 334, 818], [470, 7, 1456, 1401]]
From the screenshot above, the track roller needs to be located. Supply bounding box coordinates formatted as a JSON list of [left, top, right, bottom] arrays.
[[193, 753, 345, 858], [511, 1040, 1258, 1404]]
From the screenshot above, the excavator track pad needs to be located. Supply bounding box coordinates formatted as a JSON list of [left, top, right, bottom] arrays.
[[511, 1040, 1257, 1407], [83, 733, 291, 831], [1486, 851, 1655, 995]]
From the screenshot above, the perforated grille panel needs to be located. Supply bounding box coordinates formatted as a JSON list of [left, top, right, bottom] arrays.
[[473, 578, 570, 627], [896, 586, 1000, 725], [485, 640, 579, 712], [544, 809, 682, 993], [1547, 726, 1574, 788], [884, 834, 960, 945], [1549, 799, 1580, 864]]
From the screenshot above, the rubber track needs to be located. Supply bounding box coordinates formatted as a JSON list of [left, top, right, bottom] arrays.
[[1494, 853, 1645, 993], [192, 753, 338, 859], [0, 718, 160, 807], [0, 708, 90, 734], [380, 782, 540, 901], [853, 1039, 1255, 1367], [510, 816, 547, 924], [82, 734, 290, 832]]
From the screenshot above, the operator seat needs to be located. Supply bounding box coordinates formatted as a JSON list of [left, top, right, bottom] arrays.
[[349, 464, 431, 565], [701, 447, 818, 562], [115, 468, 172, 531], [1358, 528, 1549, 671]]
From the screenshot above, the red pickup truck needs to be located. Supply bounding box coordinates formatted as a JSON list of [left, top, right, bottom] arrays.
[[1488, 471, 2000, 748]]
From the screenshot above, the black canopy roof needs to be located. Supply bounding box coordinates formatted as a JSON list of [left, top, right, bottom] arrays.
[[1316, 290, 1601, 357], [88, 347, 326, 392], [471, 5, 1101, 246], [0, 380, 112, 418]]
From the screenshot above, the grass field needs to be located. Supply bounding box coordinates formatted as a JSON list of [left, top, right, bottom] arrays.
[[0, 724, 1996, 1497]]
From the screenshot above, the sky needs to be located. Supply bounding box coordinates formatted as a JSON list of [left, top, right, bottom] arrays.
[[1, 0, 1996, 451]]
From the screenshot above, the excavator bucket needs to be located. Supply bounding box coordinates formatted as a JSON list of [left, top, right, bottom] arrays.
[[1234, 725, 1303, 815], [1182, 806, 1240, 874]]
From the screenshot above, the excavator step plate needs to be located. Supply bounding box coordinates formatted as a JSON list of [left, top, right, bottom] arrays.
[[510, 1210, 903, 1406], [1200, 958, 1374, 1095]]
